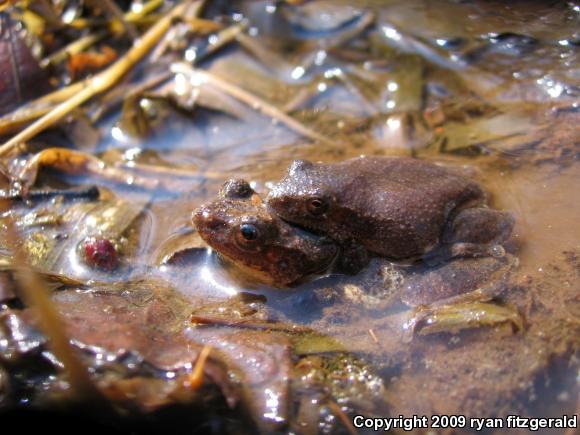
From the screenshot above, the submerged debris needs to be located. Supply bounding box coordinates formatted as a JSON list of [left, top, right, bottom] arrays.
[[0, 0, 578, 433], [0, 12, 51, 115], [79, 236, 119, 271]]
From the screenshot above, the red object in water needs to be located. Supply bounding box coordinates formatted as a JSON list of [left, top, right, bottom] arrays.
[[81, 237, 119, 271]]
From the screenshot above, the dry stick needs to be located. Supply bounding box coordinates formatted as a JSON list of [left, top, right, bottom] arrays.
[[0, 106, 52, 136], [0, 83, 86, 135], [326, 400, 358, 435], [40, 0, 163, 80], [184, 345, 212, 390], [190, 314, 312, 334], [41, 31, 108, 68], [118, 160, 222, 180], [98, 0, 139, 40], [27, 80, 85, 108], [0, 199, 100, 401], [172, 64, 335, 146], [124, 0, 164, 23], [0, 2, 188, 158], [150, 0, 205, 62], [0, 78, 86, 130], [368, 328, 379, 343]]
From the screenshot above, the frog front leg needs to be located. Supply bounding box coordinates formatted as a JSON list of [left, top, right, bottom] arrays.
[[336, 241, 370, 274]]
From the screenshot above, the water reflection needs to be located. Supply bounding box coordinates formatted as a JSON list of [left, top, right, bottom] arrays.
[[2, 0, 579, 431]]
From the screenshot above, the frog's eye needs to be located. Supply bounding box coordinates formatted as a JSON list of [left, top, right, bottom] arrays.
[[234, 223, 261, 250], [306, 197, 328, 216]]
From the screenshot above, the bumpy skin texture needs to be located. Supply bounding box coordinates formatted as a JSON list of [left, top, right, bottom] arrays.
[[267, 156, 513, 267], [193, 179, 338, 286]]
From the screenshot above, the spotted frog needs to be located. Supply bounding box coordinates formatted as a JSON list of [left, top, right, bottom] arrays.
[[267, 156, 514, 272]]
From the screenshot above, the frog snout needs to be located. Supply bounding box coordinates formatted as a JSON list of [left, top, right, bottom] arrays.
[[265, 191, 289, 216], [192, 207, 205, 227], [192, 206, 222, 231]]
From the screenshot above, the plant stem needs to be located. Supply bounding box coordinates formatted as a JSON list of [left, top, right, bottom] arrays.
[[0, 1, 189, 157]]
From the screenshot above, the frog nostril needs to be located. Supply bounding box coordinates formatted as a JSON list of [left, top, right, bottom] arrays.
[[192, 204, 230, 235], [192, 208, 206, 225], [192, 207, 220, 229]]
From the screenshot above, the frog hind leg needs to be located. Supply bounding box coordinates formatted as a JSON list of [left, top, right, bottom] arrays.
[[401, 254, 517, 307], [445, 208, 515, 246], [424, 208, 515, 265], [401, 254, 521, 342]]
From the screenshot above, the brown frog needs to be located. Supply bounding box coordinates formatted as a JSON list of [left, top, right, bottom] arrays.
[[267, 156, 514, 271], [193, 179, 338, 286], [193, 180, 520, 338]]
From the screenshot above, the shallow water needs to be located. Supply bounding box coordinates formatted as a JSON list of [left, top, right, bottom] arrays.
[[1, 0, 579, 433], [135, 2, 579, 429]]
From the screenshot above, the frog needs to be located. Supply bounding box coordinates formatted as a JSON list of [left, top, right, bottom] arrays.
[[267, 156, 515, 272], [192, 179, 338, 286], [193, 180, 521, 338]]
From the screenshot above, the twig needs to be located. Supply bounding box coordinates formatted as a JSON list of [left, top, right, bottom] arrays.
[[98, 0, 139, 40], [326, 400, 358, 435], [192, 21, 247, 62], [41, 31, 108, 68], [190, 314, 312, 334], [0, 81, 89, 134], [0, 106, 53, 136], [0, 2, 188, 157], [172, 63, 334, 146], [15, 147, 161, 193], [42, 0, 163, 69], [124, 0, 164, 23], [184, 345, 212, 390], [0, 185, 99, 202], [150, 0, 205, 61], [118, 161, 222, 180], [368, 328, 379, 343]]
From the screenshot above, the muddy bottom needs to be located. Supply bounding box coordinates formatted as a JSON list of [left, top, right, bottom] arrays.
[[0, 0, 579, 433]]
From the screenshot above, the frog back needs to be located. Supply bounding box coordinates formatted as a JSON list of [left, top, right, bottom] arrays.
[[328, 157, 485, 258]]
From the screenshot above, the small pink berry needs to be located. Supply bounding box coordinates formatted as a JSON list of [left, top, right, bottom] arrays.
[[80, 237, 119, 271]]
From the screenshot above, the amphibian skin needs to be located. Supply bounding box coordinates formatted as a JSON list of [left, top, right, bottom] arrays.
[[193, 179, 338, 286], [267, 156, 514, 271], [333, 254, 521, 339]]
